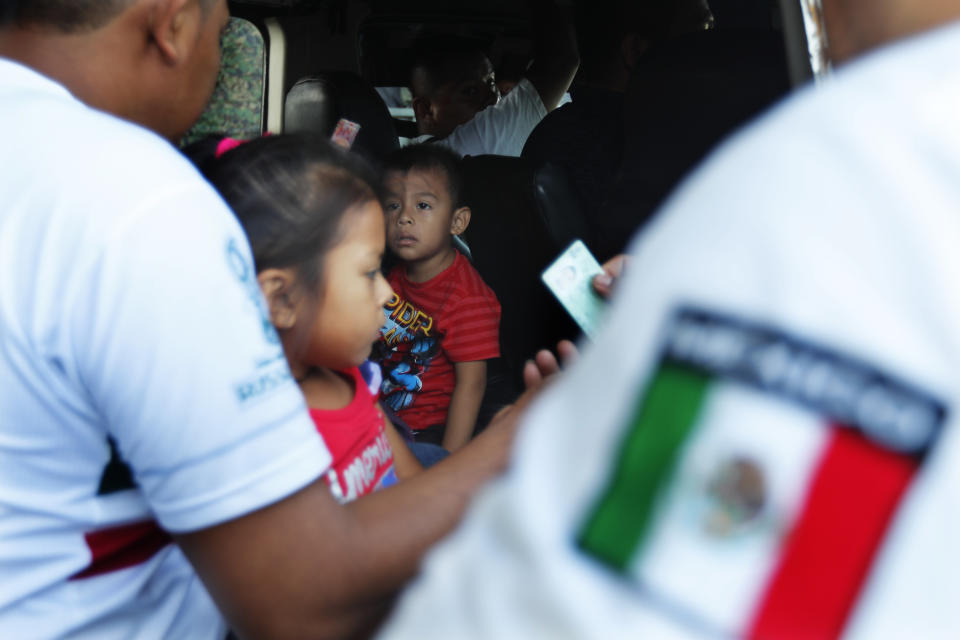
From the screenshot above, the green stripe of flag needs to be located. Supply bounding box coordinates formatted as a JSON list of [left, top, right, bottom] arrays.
[[577, 361, 711, 571]]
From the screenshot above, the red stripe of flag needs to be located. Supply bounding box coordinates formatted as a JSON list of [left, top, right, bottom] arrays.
[[70, 520, 172, 580], [747, 426, 916, 640]]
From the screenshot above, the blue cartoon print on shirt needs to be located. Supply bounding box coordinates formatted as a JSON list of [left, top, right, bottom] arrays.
[[375, 294, 442, 411]]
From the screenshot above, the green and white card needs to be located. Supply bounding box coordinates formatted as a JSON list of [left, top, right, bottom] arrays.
[[541, 239, 606, 338]]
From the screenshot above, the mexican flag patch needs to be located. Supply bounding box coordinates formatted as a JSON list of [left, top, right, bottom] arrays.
[[578, 307, 947, 639]]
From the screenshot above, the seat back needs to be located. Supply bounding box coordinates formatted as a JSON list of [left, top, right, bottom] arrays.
[[532, 162, 592, 251], [600, 27, 791, 256], [460, 155, 581, 399], [284, 72, 399, 161], [181, 17, 266, 146]]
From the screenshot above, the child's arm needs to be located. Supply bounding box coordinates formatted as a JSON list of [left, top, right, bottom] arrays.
[[442, 360, 487, 452], [380, 403, 423, 480]]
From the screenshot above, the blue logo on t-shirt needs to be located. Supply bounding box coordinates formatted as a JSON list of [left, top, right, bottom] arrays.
[[226, 238, 280, 346]]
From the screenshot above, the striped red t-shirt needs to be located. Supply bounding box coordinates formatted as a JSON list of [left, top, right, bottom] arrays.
[[376, 252, 501, 431]]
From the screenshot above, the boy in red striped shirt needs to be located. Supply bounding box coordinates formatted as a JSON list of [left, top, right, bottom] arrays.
[[374, 145, 501, 451]]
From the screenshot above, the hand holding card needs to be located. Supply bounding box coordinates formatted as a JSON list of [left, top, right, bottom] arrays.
[[541, 240, 607, 338]]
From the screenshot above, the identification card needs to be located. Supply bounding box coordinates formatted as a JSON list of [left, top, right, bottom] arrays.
[[541, 239, 606, 338]]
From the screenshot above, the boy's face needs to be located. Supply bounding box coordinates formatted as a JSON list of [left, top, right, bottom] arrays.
[[419, 54, 499, 137], [383, 168, 463, 269]]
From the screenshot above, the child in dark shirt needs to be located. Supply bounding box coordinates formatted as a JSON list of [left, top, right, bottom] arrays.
[[374, 145, 501, 452]]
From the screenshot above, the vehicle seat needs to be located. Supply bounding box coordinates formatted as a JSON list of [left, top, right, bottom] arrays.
[[180, 17, 266, 147], [599, 27, 790, 256], [532, 162, 592, 252], [460, 155, 582, 419], [284, 71, 399, 161]]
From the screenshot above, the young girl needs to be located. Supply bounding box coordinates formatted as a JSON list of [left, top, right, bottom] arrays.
[[194, 134, 421, 502]]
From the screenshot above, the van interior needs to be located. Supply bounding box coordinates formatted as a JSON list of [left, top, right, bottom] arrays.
[[192, 0, 821, 431]]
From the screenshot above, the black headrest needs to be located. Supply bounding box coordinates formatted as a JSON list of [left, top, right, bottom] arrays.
[[284, 72, 399, 161], [532, 162, 591, 252], [460, 155, 580, 384]]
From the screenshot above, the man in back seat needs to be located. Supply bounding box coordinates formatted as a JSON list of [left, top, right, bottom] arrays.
[[0, 1, 536, 638], [408, 0, 579, 157]]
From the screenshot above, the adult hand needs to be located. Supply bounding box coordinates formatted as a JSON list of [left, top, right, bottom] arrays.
[[522, 339, 578, 390], [484, 339, 578, 434], [476, 339, 580, 472], [591, 254, 630, 299]]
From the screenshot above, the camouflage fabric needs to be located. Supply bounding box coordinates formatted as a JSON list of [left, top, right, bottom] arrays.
[[180, 17, 265, 147]]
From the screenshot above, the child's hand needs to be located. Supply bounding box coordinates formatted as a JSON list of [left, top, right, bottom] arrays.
[[591, 254, 630, 299]]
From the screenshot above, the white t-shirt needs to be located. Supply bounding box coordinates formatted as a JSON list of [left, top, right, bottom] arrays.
[[411, 77, 547, 157], [0, 59, 331, 638], [379, 20, 960, 640]]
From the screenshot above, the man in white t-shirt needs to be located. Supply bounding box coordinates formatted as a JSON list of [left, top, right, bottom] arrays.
[[0, 1, 526, 638], [408, 0, 578, 157], [379, 6, 960, 640]]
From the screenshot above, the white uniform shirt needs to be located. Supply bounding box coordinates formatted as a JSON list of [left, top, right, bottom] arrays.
[[411, 77, 547, 157], [0, 59, 330, 638], [380, 20, 960, 640]]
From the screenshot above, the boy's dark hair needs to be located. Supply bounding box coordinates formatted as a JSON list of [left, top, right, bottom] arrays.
[[383, 144, 465, 209], [409, 33, 490, 98], [189, 134, 382, 288]]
